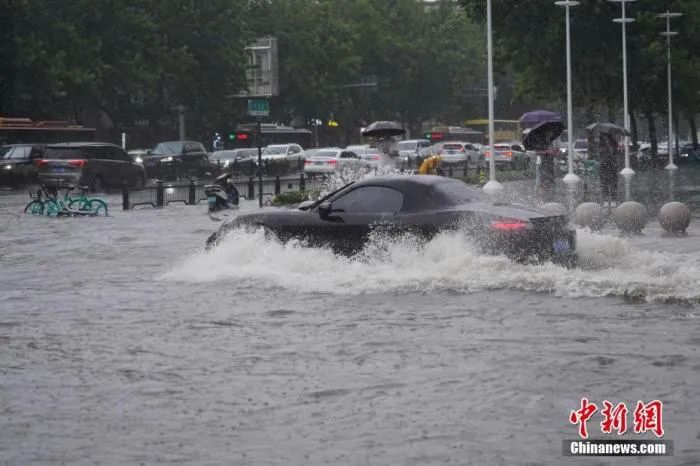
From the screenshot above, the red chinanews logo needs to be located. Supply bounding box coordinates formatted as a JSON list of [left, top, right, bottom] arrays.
[[569, 399, 664, 439]]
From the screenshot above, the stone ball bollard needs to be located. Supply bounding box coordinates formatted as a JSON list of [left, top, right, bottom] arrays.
[[574, 202, 605, 230], [658, 201, 690, 234], [541, 202, 568, 216], [613, 201, 647, 234]]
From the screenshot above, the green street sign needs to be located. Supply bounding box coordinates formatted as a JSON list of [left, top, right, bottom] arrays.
[[248, 99, 269, 117]]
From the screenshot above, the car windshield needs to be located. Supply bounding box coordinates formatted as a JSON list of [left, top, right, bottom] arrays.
[[0, 146, 12, 159], [151, 142, 184, 155], [434, 179, 490, 204], [574, 140, 587, 149], [398, 141, 417, 150], [44, 147, 84, 159], [263, 146, 287, 155]]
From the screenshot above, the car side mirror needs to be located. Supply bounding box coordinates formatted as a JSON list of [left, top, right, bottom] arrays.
[[298, 200, 314, 210], [318, 201, 332, 219]]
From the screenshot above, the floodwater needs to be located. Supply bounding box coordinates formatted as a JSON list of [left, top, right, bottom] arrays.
[[0, 173, 699, 465]]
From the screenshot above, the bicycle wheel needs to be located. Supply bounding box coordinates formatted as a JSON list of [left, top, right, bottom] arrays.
[[24, 200, 44, 215], [86, 199, 108, 216], [44, 198, 62, 216], [68, 198, 91, 212]]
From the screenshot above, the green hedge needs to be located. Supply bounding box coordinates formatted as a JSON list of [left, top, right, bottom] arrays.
[[271, 189, 321, 206]]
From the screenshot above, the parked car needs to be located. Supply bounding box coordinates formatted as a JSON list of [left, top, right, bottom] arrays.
[[37, 142, 147, 190], [209, 149, 259, 175], [143, 141, 211, 180], [395, 139, 431, 164], [680, 143, 700, 163], [0, 144, 45, 186], [303, 148, 363, 174], [207, 175, 577, 266], [357, 148, 394, 170], [484, 143, 530, 169], [127, 149, 150, 163], [261, 144, 305, 162], [438, 141, 482, 165]]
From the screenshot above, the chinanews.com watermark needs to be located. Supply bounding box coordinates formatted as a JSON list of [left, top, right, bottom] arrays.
[[564, 398, 673, 457]]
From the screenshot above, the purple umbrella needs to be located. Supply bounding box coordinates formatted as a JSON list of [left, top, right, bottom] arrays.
[[519, 110, 562, 129]]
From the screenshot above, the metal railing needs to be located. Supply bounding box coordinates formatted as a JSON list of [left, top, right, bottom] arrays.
[[122, 173, 319, 210]]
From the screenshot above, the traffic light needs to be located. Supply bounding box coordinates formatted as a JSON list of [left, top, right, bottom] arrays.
[[228, 132, 235, 141]]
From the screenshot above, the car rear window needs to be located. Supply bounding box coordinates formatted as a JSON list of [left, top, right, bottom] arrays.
[[442, 144, 464, 150], [312, 150, 339, 158], [398, 141, 417, 150], [45, 147, 84, 159]]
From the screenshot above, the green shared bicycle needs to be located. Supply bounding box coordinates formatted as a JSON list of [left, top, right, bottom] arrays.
[[24, 185, 108, 217]]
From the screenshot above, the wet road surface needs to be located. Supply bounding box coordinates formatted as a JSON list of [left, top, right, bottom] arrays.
[[0, 171, 699, 465]]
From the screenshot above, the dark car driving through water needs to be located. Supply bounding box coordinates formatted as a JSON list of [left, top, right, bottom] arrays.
[[207, 176, 577, 266]]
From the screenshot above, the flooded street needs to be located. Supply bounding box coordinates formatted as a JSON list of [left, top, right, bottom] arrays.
[[1, 180, 699, 465]]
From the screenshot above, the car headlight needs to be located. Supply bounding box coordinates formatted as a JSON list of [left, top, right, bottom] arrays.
[[135, 156, 143, 163], [3, 164, 12, 170], [160, 156, 173, 163], [223, 160, 230, 167]]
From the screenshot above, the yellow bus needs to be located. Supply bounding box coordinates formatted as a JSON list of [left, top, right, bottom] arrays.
[[464, 119, 521, 143]]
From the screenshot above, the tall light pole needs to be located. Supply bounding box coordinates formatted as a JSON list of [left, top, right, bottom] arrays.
[[556, 0, 580, 185], [609, 0, 636, 176], [658, 10, 682, 170], [483, 0, 503, 195]]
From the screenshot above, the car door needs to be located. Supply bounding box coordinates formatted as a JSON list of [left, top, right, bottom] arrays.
[[312, 186, 405, 253]]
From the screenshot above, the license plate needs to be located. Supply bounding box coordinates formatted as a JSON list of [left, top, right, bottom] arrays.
[[315, 161, 324, 165], [553, 238, 570, 253], [51, 167, 66, 173]]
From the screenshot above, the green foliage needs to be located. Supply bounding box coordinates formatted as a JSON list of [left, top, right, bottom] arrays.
[[271, 189, 319, 206]]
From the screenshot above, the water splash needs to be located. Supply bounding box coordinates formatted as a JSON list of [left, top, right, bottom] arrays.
[[162, 227, 700, 304]]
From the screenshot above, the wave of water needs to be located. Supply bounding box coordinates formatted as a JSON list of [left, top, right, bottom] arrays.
[[162, 227, 700, 304]]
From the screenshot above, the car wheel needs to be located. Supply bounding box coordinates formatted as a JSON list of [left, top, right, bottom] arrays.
[[92, 175, 105, 193]]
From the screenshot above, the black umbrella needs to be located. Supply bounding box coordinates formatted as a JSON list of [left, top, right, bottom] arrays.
[[519, 110, 562, 129], [522, 120, 565, 151], [585, 122, 630, 136], [361, 121, 406, 138]]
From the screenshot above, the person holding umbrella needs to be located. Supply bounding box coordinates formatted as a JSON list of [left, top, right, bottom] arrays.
[[522, 117, 565, 202], [585, 123, 628, 207], [598, 133, 621, 206]]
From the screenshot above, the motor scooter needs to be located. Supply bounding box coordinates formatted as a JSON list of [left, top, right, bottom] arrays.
[[204, 173, 239, 212]]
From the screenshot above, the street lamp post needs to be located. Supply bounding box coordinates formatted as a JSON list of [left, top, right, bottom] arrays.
[[658, 10, 682, 170], [482, 0, 503, 195], [555, 1, 580, 185], [609, 0, 636, 176]]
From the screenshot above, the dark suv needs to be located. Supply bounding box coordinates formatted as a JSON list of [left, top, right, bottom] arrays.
[[0, 144, 45, 186], [37, 142, 147, 191], [142, 141, 212, 180]]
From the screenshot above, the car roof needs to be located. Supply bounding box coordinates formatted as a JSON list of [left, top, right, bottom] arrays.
[[1, 143, 45, 148], [398, 139, 429, 143], [46, 142, 120, 148]]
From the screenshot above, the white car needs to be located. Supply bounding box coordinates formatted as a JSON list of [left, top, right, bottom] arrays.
[[261, 144, 305, 162], [395, 139, 431, 163], [304, 148, 363, 174], [357, 148, 394, 170], [438, 141, 481, 165], [484, 143, 529, 169]]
